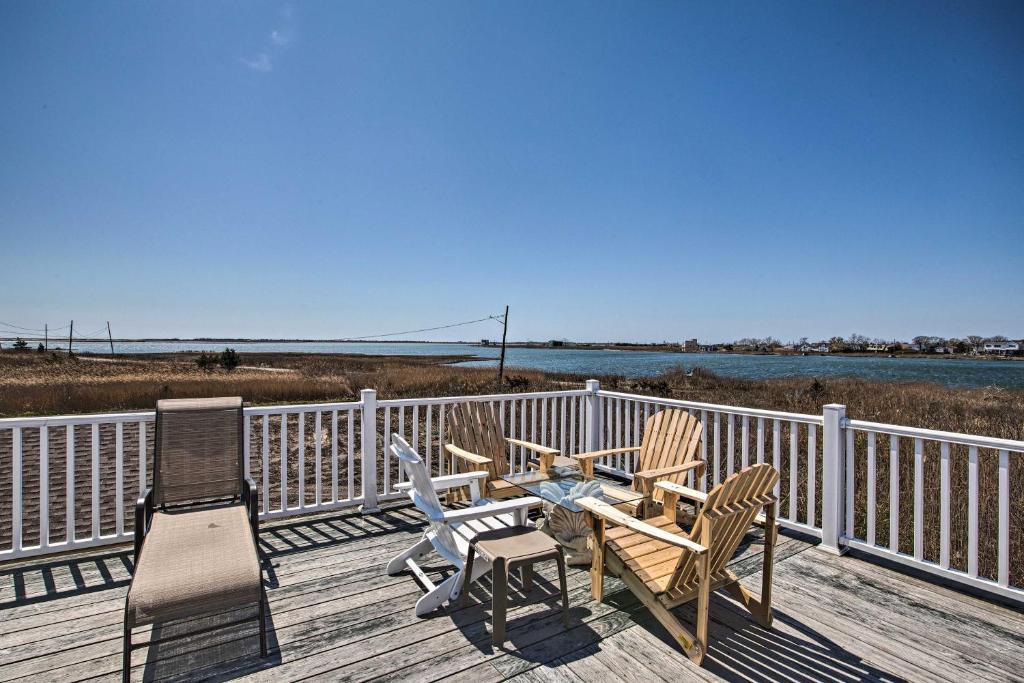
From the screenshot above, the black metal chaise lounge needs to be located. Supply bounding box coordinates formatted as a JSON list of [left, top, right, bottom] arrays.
[[123, 397, 266, 681]]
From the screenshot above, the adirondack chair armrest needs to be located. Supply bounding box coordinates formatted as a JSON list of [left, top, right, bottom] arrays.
[[445, 443, 493, 466], [654, 480, 707, 503], [440, 496, 543, 524], [655, 481, 770, 526], [633, 460, 705, 485], [505, 438, 559, 457], [394, 470, 491, 494], [576, 496, 707, 555], [570, 446, 641, 462]]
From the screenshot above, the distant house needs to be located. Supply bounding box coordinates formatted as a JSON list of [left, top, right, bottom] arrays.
[[798, 343, 830, 354], [982, 341, 1020, 355], [549, 340, 564, 347], [699, 343, 718, 352], [866, 343, 897, 353], [480, 339, 490, 346], [681, 338, 699, 352]]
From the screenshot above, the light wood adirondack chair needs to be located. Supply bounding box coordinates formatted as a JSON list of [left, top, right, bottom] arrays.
[[386, 435, 543, 616], [572, 408, 704, 517], [446, 401, 578, 500], [577, 463, 779, 665]]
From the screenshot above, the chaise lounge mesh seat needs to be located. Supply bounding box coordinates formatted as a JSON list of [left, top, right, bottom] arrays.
[[123, 397, 265, 681]]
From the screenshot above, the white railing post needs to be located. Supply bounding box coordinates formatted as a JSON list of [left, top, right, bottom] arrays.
[[359, 389, 380, 514], [821, 403, 847, 555], [585, 379, 601, 452]]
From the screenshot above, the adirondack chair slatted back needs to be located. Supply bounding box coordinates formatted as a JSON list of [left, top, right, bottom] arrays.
[[637, 409, 703, 501], [391, 435, 462, 566], [153, 397, 244, 506], [669, 464, 778, 594], [447, 402, 508, 479]]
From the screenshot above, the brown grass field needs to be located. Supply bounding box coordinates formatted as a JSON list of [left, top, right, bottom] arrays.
[[0, 350, 1020, 589], [2, 351, 1022, 439]]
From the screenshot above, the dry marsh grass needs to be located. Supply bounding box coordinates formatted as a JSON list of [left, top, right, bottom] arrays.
[[0, 351, 1020, 587]]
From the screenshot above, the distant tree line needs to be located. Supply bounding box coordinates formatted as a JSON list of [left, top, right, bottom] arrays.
[[716, 334, 1018, 354]]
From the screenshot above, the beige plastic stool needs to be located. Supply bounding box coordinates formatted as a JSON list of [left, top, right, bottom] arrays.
[[461, 526, 570, 646]]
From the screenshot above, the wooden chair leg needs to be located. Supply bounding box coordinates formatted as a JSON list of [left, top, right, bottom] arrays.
[[649, 597, 703, 664], [587, 514, 605, 601], [759, 504, 776, 627], [695, 552, 710, 665]]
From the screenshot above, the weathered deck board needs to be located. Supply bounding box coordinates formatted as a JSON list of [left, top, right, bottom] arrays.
[[1, 500, 1022, 683]]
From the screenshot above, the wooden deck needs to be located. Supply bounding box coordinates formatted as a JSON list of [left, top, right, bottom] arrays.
[[1, 500, 1022, 683]]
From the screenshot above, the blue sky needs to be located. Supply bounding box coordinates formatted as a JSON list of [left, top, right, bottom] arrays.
[[2, 1, 1022, 343]]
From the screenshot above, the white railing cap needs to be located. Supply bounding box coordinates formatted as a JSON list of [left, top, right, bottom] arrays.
[[596, 390, 823, 424], [846, 419, 1024, 452]]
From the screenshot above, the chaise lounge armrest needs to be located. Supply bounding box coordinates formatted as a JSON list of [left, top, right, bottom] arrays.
[[242, 477, 259, 537], [438, 496, 542, 524], [655, 481, 770, 526], [576, 496, 707, 555], [395, 470, 490, 494], [134, 488, 154, 565]]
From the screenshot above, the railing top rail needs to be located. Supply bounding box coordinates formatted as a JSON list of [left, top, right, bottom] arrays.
[[377, 388, 588, 408], [0, 400, 365, 428], [0, 410, 156, 429], [596, 390, 824, 425], [243, 401, 363, 415], [845, 418, 1024, 452]]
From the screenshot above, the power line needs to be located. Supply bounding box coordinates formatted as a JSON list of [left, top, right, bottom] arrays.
[[0, 321, 48, 333], [343, 314, 505, 340], [2, 313, 510, 342]]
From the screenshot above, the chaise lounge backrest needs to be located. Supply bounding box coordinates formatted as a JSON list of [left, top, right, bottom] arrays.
[[153, 397, 244, 506]]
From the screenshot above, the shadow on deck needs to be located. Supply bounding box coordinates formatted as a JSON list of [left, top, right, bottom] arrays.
[[1, 501, 1022, 682]]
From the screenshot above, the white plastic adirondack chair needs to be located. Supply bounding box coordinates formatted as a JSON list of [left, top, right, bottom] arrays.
[[386, 435, 542, 616]]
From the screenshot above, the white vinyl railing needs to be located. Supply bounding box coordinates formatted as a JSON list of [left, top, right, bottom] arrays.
[[593, 389, 825, 540], [372, 388, 591, 504], [1, 381, 1021, 605], [841, 419, 1023, 603]]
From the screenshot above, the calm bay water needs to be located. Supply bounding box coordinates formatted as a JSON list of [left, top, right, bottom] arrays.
[[54, 340, 1024, 389]]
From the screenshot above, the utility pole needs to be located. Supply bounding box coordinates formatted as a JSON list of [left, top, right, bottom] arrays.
[[44, 324, 48, 351], [68, 320, 73, 354], [107, 321, 115, 356], [497, 305, 509, 386]]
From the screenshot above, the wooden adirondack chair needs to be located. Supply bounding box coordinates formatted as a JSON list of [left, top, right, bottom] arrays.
[[446, 401, 578, 500], [577, 463, 779, 665], [572, 408, 704, 518], [386, 435, 543, 616]]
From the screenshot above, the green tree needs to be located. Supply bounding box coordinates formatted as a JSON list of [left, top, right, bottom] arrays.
[[219, 348, 240, 372], [12, 338, 28, 350]]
